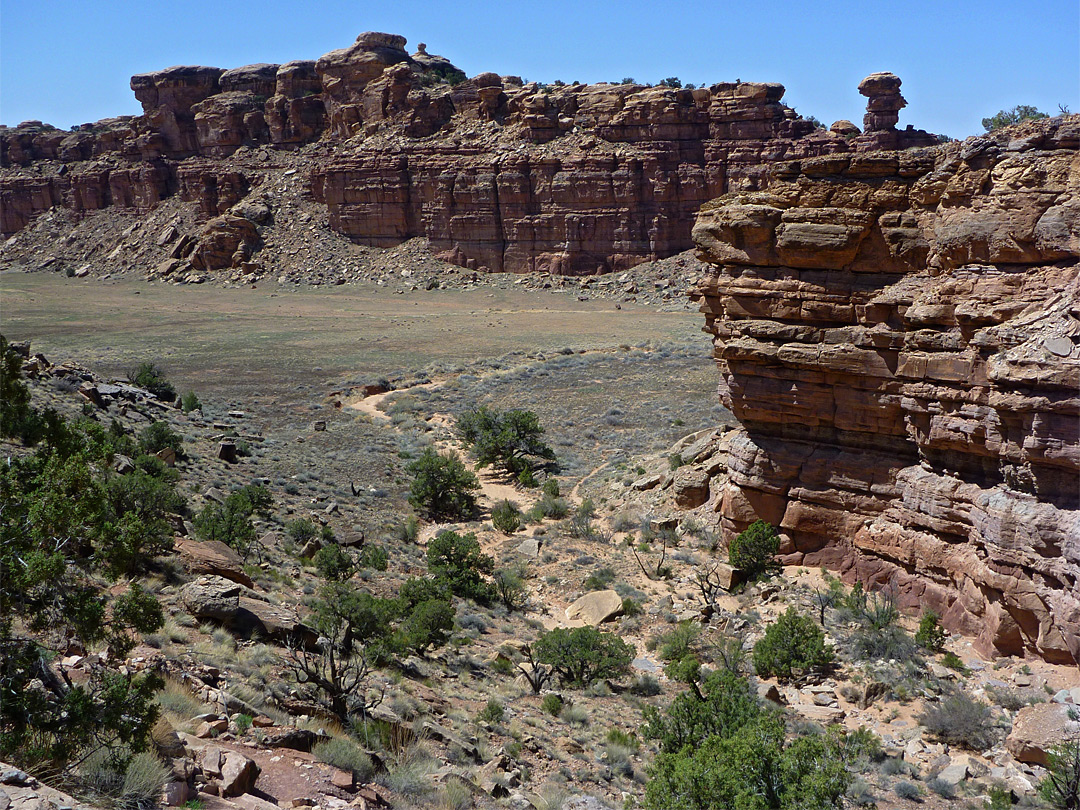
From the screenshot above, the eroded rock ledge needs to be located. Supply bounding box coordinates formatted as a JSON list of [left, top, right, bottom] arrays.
[[2, 33, 935, 275], [692, 114, 1080, 662]]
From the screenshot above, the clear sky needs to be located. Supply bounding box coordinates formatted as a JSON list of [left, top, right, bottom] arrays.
[[2, 0, 1077, 139]]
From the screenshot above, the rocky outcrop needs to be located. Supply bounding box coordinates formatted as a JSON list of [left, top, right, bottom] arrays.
[[2, 34, 936, 276], [692, 114, 1080, 662]]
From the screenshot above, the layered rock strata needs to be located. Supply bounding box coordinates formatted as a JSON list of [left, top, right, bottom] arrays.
[[2, 34, 935, 274], [692, 114, 1080, 662]]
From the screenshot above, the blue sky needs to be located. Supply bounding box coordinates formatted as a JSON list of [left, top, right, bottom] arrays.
[[2, 0, 1077, 139]]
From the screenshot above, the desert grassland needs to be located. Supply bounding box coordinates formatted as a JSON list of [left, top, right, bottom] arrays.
[[0, 271, 708, 399]]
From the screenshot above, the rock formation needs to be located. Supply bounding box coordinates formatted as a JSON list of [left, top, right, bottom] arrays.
[[692, 113, 1080, 662], [1, 34, 937, 275]]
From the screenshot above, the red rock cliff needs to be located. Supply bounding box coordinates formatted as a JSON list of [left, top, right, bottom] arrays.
[[692, 114, 1080, 662], [1, 34, 936, 275]]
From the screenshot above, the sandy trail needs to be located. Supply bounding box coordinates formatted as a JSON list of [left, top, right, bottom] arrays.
[[347, 377, 541, 545]]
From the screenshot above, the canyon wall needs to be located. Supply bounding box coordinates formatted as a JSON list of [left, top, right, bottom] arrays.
[[692, 114, 1080, 662], [1, 34, 935, 275]]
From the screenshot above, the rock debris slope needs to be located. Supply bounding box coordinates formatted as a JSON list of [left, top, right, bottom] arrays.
[[1, 32, 935, 277], [692, 113, 1080, 663]]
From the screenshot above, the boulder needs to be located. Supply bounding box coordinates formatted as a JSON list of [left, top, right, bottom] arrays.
[[219, 750, 260, 797], [516, 538, 541, 558], [175, 538, 254, 587], [565, 590, 623, 626], [180, 576, 241, 622], [1006, 703, 1080, 766], [235, 596, 318, 647], [673, 466, 710, 508]]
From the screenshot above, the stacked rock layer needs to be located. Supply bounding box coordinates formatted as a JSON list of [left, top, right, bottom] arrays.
[[692, 114, 1080, 662], [1, 33, 936, 274]]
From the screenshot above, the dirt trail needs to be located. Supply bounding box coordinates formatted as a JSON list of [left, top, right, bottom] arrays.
[[347, 377, 541, 545]]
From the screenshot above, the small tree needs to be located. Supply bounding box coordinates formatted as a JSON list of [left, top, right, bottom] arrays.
[[642, 669, 761, 754], [982, 104, 1049, 131], [395, 598, 455, 655], [728, 520, 781, 581], [753, 608, 833, 682], [0, 336, 33, 440], [457, 406, 555, 476], [138, 421, 183, 456], [915, 609, 947, 651], [193, 485, 271, 561], [494, 566, 528, 611], [427, 530, 495, 603], [645, 713, 850, 810], [127, 362, 176, 402], [533, 626, 634, 687], [313, 545, 357, 581], [180, 391, 202, 413], [407, 449, 479, 519]]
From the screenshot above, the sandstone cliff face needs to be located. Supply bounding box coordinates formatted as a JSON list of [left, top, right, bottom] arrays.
[[1, 34, 935, 275], [692, 114, 1080, 662]]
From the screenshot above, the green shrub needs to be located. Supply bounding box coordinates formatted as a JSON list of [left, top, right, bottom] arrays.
[[0, 336, 33, 440], [235, 714, 253, 733], [477, 698, 504, 723], [395, 598, 455, 655], [753, 608, 833, 681], [128, 362, 176, 402], [407, 449, 479, 520], [645, 712, 850, 810], [915, 610, 947, 651], [360, 545, 389, 571], [727, 520, 781, 581], [394, 514, 420, 543], [427, 530, 495, 603], [518, 468, 538, 488], [314, 545, 356, 581], [534, 626, 634, 687], [138, 421, 183, 456], [286, 518, 320, 544], [192, 485, 271, 561], [542, 478, 560, 498], [982, 104, 1049, 131], [667, 453, 683, 471], [313, 737, 375, 781], [180, 391, 202, 413], [541, 694, 564, 716], [942, 650, 968, 674], [491, 499, 523, 535], [583, 567, 615, 591]]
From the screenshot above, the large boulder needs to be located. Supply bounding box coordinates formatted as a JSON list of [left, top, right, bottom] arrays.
[[565, 590, 623, 626], [1006, 703, 1080, 766], [175, 538, 253, 587], [180, 576, 241, 622], [673, 466, 710, 508]]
